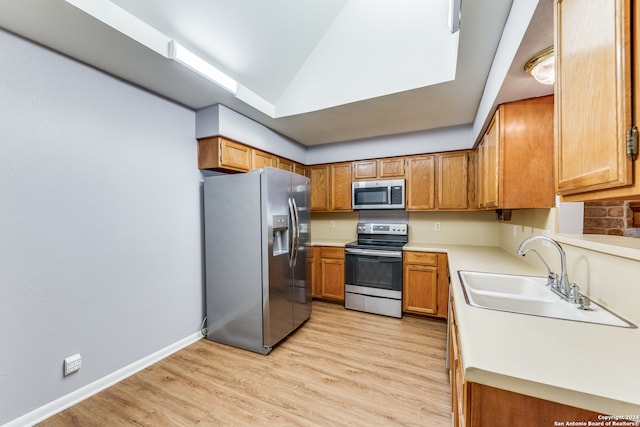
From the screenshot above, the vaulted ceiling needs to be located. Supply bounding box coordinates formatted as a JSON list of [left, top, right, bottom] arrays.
[[0, 0, 554, 146]]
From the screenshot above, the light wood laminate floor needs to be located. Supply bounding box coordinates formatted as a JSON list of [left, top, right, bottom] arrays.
[[40, 301, 452, 426]]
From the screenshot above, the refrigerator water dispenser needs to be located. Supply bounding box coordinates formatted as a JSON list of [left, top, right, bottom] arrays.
[[272, 215, 289, 256]]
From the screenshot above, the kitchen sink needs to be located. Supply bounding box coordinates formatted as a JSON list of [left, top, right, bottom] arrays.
[[458, 271, 635, 328]]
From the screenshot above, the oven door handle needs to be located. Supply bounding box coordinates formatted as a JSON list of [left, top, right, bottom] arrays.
[[345, 248, 402, 258]]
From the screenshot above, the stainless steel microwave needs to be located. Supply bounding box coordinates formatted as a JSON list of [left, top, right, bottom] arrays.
[[352, 179, 405, 209]]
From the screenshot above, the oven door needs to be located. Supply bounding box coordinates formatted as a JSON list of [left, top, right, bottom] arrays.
[[345, 248, 403, 291]]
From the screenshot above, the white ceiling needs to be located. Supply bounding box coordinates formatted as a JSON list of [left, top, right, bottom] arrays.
[[0, 0, 554, 146]]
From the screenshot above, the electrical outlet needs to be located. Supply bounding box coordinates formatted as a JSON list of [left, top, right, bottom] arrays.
[[64, 353, 82, 376], [329, 220, 336, 228], [434, 222, 441, 232]]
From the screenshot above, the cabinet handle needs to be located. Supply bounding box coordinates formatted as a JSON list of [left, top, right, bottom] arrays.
[[626, 126, 638, 161]]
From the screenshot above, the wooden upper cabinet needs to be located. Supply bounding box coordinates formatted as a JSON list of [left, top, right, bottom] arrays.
[[276, 157, 293, 172], [467, 150, 478, 209], [556, 0, 632, 195], [406, 155, 435, 210], [310, 165, 330, 211], [293, 162, 308, 177], [251, 148, 276, 169], [556, 0, 640, 201], [198, 136, 251, 172], [477, 117, 499, 209], [437, 152, 469, 210], [352, 157, 405, 180], [310, 163, 352, 212], [379, 158, 405, 178], [330, 162, 353, 211], [352, 160, 378, 179], [477, 96, 555, 209]]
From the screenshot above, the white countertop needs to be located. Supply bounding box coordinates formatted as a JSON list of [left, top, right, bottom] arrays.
[[310, 238, 353, 247], [406, 243, 640, 416]]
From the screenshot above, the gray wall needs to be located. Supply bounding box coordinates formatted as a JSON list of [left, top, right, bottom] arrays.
[[0, 29, 203, 424], [196, 104, 308, 164]]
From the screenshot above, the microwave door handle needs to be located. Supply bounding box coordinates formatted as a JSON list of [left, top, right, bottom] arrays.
[[387, 186, 392, 205]]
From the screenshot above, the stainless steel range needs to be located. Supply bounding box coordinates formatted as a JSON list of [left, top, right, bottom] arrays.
[[344, 222, 408, 318]]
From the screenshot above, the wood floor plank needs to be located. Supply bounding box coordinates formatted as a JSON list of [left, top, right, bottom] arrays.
[[39, 301, 452, 426]]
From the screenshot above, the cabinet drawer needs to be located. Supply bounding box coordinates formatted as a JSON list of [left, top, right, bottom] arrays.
[[320, 246, 344, 259], [404, 251, 438, 266]]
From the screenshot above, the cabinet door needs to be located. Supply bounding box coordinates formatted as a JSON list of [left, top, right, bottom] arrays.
[[310, 246, 321, 298], [556, 0, 633, 195], [437, 152, 469, 209], [310, 165, 330, 211], [406, 155, 435, 210], [449, 303, 467, 427], [479, 115, 499, 208], [277, 157, 293, 172], [403, 263, 438, 315], [321, 258, 345, 301], [198, 137, 251, 172], [330, 162, 352, 211], [220, 138, 252, 171], [293, 163, 308, 177], [467, 150, 478, 209], [352, 160, 377, 180], [379, 157, 405, 178], [251, 149, 275, 169]]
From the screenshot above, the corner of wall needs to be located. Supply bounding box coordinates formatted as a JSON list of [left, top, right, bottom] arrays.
[[497, 208, 559, 269], [195, 104, 220, 138]]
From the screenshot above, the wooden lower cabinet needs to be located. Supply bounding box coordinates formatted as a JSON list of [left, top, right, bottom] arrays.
[[449, 297, 604, 426], [311, 246, 345, 302], [403, 251, 448, 318]]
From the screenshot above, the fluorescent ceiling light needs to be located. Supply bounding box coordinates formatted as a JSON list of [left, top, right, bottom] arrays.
[[169, 41, 237, 94]]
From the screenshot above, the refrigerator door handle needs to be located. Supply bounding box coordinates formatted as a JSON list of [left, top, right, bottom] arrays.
[[292, 197, 300, 267], [287, 197, 297, 269]]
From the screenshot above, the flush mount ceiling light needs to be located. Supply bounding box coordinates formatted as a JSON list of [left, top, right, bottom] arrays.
[[524, 47, 555, 85], [169, 41, 238, 94]]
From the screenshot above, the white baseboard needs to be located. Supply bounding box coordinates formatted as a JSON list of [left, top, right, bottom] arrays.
[[4, 332, 203, 427]]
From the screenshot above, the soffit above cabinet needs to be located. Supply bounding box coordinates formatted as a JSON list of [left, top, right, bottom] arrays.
[[0, 0, 552, 146]]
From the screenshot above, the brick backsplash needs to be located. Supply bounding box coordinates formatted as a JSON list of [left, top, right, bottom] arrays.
[[583, 201, 638, 236]]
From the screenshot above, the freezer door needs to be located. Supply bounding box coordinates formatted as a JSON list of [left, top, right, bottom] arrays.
[[264, 168, 295, 349], [203, 173, 265, 354], [292, 172, 312, 329]]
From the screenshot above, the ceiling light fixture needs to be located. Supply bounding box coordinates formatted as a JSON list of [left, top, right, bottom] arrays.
[[169, 40, 237, 94], [524, 47, 555, 85]]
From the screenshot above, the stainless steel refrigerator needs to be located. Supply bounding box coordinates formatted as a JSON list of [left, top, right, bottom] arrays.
[[203, 167, 311, 354]]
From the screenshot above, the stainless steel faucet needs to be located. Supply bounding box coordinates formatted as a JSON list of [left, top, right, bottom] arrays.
[[517, 235, 569, 297]]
